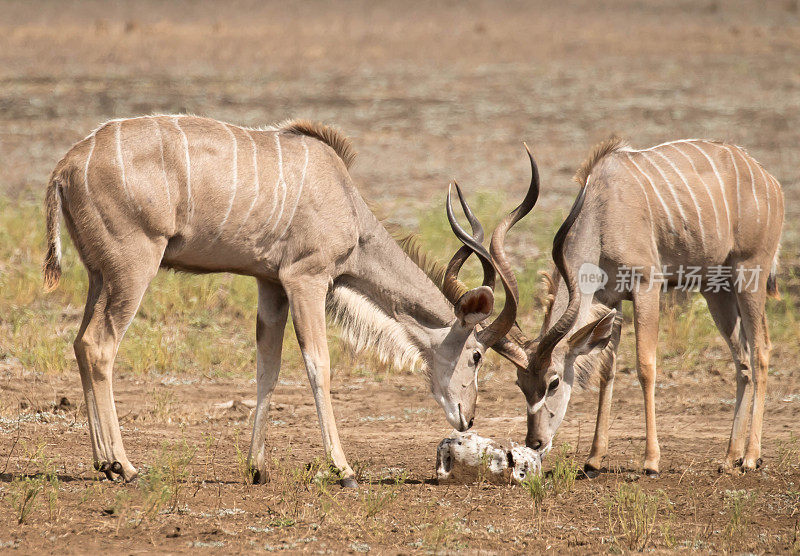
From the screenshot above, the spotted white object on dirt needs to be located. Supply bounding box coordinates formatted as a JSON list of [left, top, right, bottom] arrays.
[[436, 431, 541, 484]]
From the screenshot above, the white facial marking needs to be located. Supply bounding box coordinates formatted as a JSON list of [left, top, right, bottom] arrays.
[[528, 396, 547, 415]]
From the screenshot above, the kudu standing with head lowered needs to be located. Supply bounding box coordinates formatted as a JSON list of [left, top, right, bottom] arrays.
[[42, 115, 536, 486], [453, 138, 783, 477]]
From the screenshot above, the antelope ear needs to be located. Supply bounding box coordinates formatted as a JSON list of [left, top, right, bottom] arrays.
[[567, 309, 617, 356], [455, 286, 494, 327], [490, 336, 529, 369]]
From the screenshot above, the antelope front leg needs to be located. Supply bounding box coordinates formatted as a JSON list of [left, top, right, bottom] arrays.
[[284, 277, 356, 487], [247, 280, 289, 484], [585, 310, 622, 477], [737, 288, 771, 471], [633, 289, 661, 477], [584, 351, 617, 477]]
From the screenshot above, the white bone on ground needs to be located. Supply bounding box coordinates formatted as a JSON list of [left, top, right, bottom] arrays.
[[436, 431, 541, 484]]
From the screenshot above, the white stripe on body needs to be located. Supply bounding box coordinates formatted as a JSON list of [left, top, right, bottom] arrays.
[[278, 137, 310, 240], [685, 141, 731, 233], [733, 147, 761, 226], [115, 121, 136, 209], [648, 149, 706, 245], [756, 162, 772, 232], [721, 145, 741, 232], [268, 133, 288, 236], [79, 134, 96, 262], [84, 134, 95, 197], [665, 144, 723, 231], [619, 157, 660, 261], [153, 118, 171, 208], [639, 151, 691, 230], [635, 138, 703, 151], [172, 116, 193, 224], [215, 123, 239, 240], [624, 153, 677, 230], [257, 134, 283, 239], [236, 128, 260, 237]]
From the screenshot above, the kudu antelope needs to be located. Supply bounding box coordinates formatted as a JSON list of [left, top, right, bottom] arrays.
[[42, 115, 536, 486], [451, 138, 783, 476]]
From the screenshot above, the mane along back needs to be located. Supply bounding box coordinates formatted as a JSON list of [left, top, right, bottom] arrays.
[[537, 270, 559, 332], [387, 227, 468, 302], [279, 119, 357, 169], [573, 135, 628, 187]]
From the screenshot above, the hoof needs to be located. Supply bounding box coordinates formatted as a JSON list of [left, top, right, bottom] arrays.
[[644, 468, 660, 478], [581, 463, 601, 479], [94, 461, 115, 481], [252, 469, 268, 485], [719, 458, 746, 474], [95, 460, 137, 482], [741, 457, 763, 471], [340, 476, 358, 489]]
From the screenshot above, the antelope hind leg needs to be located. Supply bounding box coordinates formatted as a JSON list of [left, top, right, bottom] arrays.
[[73, 238, 165, 481], [736, 285, 770, 471], [247, 280, 289, 484], [74, 274, 156, 481], [703, 291, 752, 473]]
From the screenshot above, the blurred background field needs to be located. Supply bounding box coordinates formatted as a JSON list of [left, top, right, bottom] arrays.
[[0, 1, 799, 552]]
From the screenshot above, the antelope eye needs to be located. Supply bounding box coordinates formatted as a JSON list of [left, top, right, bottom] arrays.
[[549, 376, 560, 390], [472, 350, 482, 364]]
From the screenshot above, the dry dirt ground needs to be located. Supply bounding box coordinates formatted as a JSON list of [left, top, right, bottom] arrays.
[[1, 0, 799, 553]]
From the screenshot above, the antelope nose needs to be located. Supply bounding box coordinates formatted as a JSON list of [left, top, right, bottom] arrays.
[[456, 404, 473, 432], [527, 439, 543, 451]]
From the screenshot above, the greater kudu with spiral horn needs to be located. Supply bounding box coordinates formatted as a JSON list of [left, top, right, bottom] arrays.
[[444, 145, 540, 372], [42, 115, 536, 486], [456, 137, 783, 478]]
